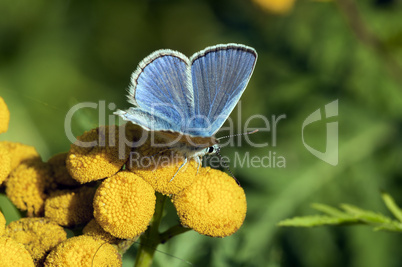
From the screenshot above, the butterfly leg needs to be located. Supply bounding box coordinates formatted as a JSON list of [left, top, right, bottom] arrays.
[[170, 156, 188, 182], [196, 156, 202, 175]]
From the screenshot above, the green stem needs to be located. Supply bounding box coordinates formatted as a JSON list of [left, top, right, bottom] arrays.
[[134, 192, 166, 267], [133, 194, 193, 266], [159, 224, 191, 244]]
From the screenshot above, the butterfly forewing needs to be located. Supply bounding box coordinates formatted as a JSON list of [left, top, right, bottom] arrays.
[[190, 44, 257, 136]]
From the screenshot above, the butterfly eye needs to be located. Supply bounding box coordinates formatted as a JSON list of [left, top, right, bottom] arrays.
[[207, 146, 215, 154]]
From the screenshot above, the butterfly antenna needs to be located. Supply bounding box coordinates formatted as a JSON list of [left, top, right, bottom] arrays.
[[214, 130, 258, 185], [217, 129, 259, 141], [92, 242, 109, 267], [215, 148, 240, 186]]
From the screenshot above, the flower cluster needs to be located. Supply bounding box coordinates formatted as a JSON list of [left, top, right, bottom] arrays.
[[0, 96, 247, 265]]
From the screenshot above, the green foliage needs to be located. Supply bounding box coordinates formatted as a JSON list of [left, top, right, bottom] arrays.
[[279, 193, 402, 232]]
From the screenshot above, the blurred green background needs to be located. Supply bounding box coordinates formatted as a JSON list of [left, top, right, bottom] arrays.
[[1, 0, 402, 266]]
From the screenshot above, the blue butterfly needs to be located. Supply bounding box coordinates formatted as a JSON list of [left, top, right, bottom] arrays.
[[115, 43, 257, 176]]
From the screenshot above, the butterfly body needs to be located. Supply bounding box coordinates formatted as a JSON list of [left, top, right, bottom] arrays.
[[116, 44, 257, 173]]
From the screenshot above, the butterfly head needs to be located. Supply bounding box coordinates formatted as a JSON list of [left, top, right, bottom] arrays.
[[205, 144, 220, 155]]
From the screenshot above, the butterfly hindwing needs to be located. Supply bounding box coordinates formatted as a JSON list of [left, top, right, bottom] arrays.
[[114, 107, 175, 133], [126, 50, 194, 131]]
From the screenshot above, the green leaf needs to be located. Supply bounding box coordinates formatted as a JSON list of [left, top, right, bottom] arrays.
[[280, 201, 402, 232], [311, 203, 347, 217], [374, 222, 402, 232], [340, 204, 393, 224], [381, 192, 402, 223], [278, 215, 358, 227], [0, 193, 22, 224]]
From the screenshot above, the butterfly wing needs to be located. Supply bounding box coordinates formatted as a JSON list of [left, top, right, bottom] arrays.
[[116, 44, 257, 138], [115, 50, 194, 132], [189, 44, 257, 136]]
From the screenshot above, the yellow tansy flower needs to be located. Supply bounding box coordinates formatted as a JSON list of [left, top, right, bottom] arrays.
[[126, 131, 198, 195], [132, 158, 199, 195], [83, 219, 118, 244], [0, 236, 35, 267], [0, 211, 5, 236], [47, 152, 80, 187], [125, 131, 173, 170], [0, 141, 40, 170], [172, 168, 247, 237], [251, 0, 296, 14], [6, 160, 53, 216], [66, 125, 130, 183], [44, 235, 121, 267], [5, 218, 67, 265], [93, 171, 156, 239], [0, 144, 11, 185], [45, 186, 96, 227], [0, 96, 10, 134]]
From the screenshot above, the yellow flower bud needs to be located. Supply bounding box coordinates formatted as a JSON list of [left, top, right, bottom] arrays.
[[44, 235, 121, 266], [5, 218, 67, 265], [0, 144, 11, 185], [66, 125, 130, 183], [0, 96, 10, 134], [6, 160, 53, 216], [172, 168, 247, 237], [0, 211, 5, 236], [47, 152, 80, 187], [83, 219, 118, 244], [45, 186, 96, 227], [93, 171, 156, 239], [0, 141, 40, 170], [0, 237, 35, 267]]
